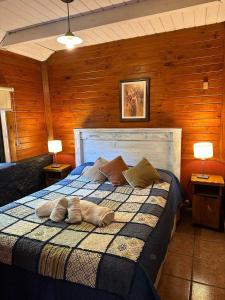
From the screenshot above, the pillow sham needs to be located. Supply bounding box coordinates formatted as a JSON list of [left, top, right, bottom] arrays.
[[123, 158, 160, 188], [83, 157, 108, 182], [99, 156, 128, 186]]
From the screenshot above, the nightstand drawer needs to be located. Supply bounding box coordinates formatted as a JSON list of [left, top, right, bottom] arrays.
[[192, 195, 221, 229]]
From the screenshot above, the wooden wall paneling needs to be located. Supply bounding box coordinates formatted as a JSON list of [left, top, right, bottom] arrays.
[[0, 50, 48, 160], [220, 23, 225, 161], [47, 23, 225, 162]]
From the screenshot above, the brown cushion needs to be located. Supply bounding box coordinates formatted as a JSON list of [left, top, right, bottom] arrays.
[[83, 157, 108, 182], [99, 156, 128, 186], [123, 158, 160, 188]]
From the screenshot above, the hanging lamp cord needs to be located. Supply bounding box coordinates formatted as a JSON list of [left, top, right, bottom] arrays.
[[67, 1, 71, 32]]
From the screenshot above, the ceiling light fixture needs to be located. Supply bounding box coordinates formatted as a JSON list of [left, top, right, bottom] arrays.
[[57, 0, 83, 50]]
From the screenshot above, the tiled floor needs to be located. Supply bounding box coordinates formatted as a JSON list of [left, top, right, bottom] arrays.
[[157, 210, 225, 300]]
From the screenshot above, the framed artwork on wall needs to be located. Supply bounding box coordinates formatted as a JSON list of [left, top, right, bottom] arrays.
[[119, 78, 150, 122]]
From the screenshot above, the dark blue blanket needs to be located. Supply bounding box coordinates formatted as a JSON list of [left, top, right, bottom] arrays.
[[0, 164, 183, 300]]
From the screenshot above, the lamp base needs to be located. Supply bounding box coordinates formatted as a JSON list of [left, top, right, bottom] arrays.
[[51, 163, 62, 168], [196, 174, 209, 179]]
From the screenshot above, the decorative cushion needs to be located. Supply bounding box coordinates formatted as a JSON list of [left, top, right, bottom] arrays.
[[99, 156, 128, 186], [83, 158, 108, 182], [123, 158, 160, 188]]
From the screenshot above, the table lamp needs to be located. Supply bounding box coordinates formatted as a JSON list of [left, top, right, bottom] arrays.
[[193, 142, 213, 179], [48, 140, 62, 168]]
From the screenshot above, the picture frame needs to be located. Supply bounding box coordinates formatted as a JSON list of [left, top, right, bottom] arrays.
[[119, 78, 150, 122]]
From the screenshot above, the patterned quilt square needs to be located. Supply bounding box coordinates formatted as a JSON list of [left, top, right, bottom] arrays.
[[83, 183, 101, 190], [68, 221, 96, 232], [5, 205, 34, 218], [98, 183, 115, 192], [14, 238, 45, 272], [68, 180, 86, 188], [106, 192, 129, 202], [82, 196, 102, 205], [15, 195, 37, 204], [139, 203, 163, 217], [146, 195, 166, 207], [118, 203, 141, 213], [26, 199, 46, 209], [50, 229, 88, 247], [2, 220, 39, 236], [89, 190, 111, 199], [94, 222, 125, 234], [0, 233, 18, 264], [132, 188, 152, 196], [107, 236, 144, 261], [126, 195, 148, 203], [0, 214, 18, 230], [58, 179, 73, 186], [78, 233, 113, 253], [114, 212, 135, 223], [153, 181, 170, 191], [43, 192, 65, 201], [151, 188, 168, 199], [44, 184, 63, 192], [76, 175, 90, 183], [31, 190, 50, 198], [66, 249, 101, 288], [44, 220, 68, 229], [0, 202, 19, 213], [56, 186, 77, 195], [119, 223, 153, 241], [25, 225, 61, 242], [115, 186, 133, 194], [39, 244, 72, 280], [98, 255, 135, 298], [25, 213, 48, 224], [132, 213, 159, 228], [72, 189, 93, 198], [99, 200, 121, 210]]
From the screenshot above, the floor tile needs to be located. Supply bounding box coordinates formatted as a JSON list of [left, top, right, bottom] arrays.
[[163, 251, 192, 280], [195, 228, 225, 243], [168, 232, 194, 256], [157, 274, 190, 300], [192, 282, 225, 300], [193, 258, 225, 289], [194, 239, 225, 263]]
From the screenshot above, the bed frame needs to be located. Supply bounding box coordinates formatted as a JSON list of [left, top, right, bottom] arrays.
[[74, 128, 182, 180]]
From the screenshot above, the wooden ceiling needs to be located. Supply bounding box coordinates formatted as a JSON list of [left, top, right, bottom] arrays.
[[0, 0, 224, 61]]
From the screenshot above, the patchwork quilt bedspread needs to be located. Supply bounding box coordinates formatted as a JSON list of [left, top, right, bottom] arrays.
[[0, 167, 182, 300]]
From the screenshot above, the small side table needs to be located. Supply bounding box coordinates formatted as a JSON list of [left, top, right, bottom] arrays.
[[43, 164, 71, 186], [191, 174, 224, 230]]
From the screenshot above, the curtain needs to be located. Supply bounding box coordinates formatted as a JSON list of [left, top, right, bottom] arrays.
[[0, 117, 5, 163]]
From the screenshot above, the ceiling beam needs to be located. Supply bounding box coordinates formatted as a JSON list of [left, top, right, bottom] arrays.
[[3, 0, 219, 47]]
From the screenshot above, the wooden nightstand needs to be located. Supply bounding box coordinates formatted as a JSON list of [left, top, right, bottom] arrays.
[[191, 174, 224, 230], [43, 164, 71, 186]]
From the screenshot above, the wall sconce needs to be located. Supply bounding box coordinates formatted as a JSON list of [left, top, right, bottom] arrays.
[[203, 76, 209, 90]]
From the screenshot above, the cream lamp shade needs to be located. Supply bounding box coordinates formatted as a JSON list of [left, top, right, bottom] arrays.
[[0, 87, 14, 111], [193, 142, 213, 159], [48, 140, 62, 154]]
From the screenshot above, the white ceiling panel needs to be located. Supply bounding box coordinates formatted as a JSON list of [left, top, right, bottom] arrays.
[[0, 0, 224, 61]]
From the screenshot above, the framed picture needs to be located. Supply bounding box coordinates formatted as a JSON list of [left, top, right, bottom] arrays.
[[119, 78, 150, 122]]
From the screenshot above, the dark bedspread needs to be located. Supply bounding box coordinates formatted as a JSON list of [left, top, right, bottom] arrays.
[[0, 165, 183, 300]]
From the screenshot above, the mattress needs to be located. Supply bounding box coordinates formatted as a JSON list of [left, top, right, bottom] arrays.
[[0, 164, 183, 300]]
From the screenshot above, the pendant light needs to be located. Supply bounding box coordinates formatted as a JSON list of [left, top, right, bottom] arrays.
[[57, 0, 83, 49]]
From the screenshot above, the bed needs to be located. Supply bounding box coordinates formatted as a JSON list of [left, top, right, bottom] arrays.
[[0, 128, 183, 300]]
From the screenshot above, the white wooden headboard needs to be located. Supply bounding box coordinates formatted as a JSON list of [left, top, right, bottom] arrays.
[[74, 128, 182, 179]]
